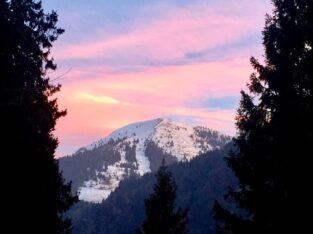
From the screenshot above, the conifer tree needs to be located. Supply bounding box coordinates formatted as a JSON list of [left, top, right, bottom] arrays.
[[138, 160, 188, 234], [215, 1, 313, 233], [1, 0, 77, 233]]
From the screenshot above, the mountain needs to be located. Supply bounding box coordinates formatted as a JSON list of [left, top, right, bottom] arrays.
[[60, 118, 231, 203], [68, 145, 237, 234]]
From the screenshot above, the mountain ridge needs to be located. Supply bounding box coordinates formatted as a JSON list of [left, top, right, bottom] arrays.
[[60, 118, 231, 203]]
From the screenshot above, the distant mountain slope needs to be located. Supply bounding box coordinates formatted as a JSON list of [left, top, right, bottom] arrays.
[[69, 144, 237, 234], [60, 118, 231, 203]]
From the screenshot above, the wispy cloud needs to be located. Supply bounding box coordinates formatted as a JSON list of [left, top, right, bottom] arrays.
[[54, 4, 265, 66], [55, 58, 250, 156], [74, 92, 131, 105], [49, 0, 272, 156]]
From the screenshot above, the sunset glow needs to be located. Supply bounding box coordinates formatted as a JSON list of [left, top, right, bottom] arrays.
[[43, 0, 272, 156]]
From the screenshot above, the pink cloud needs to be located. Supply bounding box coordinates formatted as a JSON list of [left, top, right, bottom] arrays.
[[58, 57, 252, 106], [55, 57, 251, 156], [54, 5, 265, 62], [52, 1, 273, 156], [55, 96, 236, 157]]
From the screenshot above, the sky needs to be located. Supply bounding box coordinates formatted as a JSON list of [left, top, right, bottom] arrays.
[[42, 0, 273, 156]]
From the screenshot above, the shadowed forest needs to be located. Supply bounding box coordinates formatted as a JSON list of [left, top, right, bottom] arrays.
[[1, 0, 312, 233]]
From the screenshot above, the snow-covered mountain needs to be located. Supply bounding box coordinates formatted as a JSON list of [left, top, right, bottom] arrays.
[[60, 118, 231, 203]]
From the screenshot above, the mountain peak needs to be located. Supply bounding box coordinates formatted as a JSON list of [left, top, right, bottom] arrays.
[[61, 118, 231, 203], [83, 118, 163, 151]]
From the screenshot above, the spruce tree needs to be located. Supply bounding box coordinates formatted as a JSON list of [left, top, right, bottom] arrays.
[[137, 160, 188, 234], [1, 0, 77, 233], [215, 1, 313, 233]]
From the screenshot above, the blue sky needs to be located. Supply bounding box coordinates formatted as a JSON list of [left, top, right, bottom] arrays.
[[41, 0, 273, 156]]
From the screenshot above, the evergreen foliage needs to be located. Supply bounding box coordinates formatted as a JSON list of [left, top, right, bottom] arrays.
[[0, 0, 77, 233], [69, 146, 236, 234], [137, 160, 189, 234], [69, 145, 237, 234], [215, 1, 313, 233]]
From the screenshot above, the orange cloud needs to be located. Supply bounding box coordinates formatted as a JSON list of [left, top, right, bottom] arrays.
[[58, 57, 252, 106], [55, 57, 250, 156], [55, 96, 236, 157], [73, 92, 131, 105], [52, 1, 272, 156]]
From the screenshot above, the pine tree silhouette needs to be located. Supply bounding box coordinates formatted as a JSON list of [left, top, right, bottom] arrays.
[[1, 1, 77, 233], [215, 1, 313, 234], [137, 160, 188, 234]]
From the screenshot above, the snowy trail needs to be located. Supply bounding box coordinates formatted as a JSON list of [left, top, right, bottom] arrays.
[[71, 118, 230, 203], [135, 139, 151, 175]]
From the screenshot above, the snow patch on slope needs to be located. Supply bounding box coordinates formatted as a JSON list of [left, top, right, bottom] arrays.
[[153, 119, 212, 160], [135, 139, 150, 175], [75, 118, 228, 203], [85, 118, 163, 150], [78, 180, 111, 203], [77, 119, 163, 202], [78, 159, 128, 203]]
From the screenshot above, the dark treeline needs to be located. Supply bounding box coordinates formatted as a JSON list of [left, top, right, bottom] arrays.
[[1, 0, 312, 233], [215, 1, 313, 234], [1, 0, 76, 233], [68, 146, 237, 234], [137, 160, 189, 234]]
